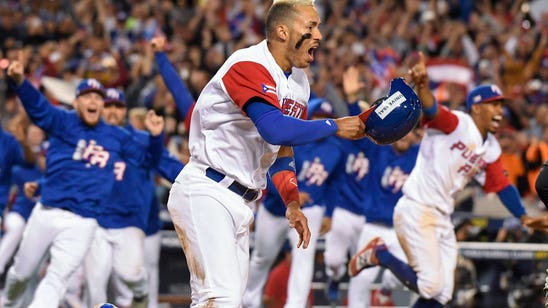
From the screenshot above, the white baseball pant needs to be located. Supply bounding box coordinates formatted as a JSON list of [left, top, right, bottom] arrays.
[[393, 196, 457, 304], [0, 212, 27, 275], [107, 231, 161, 308], [323, 207, 365, 281], [348, 222, 406, 307], [84, 226, 147, 306], [3, 203, 98, 308], [243, 204, 324, 308], [167, 161, 254, 307]]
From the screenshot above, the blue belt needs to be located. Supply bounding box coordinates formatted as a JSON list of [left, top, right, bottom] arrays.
[[205, 167, 259, 202]]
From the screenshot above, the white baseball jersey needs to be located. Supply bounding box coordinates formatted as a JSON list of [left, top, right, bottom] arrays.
[[186, 39, 309, 190], [403, 108, 508, 215]]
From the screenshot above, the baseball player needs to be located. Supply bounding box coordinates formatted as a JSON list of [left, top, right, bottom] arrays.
[[3, 52, 165, 308], [0, 124, 46, 276], [166, 1, 370, 306], [243, 98, 343, 308], [346, 129, 419, 307], [0, 120, 29, 219], [349, 52, 543, 307], [322, 67, 421, 306], [84, 88, 184, 308], [99, 39, 196, 305]]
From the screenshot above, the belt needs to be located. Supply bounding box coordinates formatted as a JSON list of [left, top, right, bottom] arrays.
[[205, 167, 259, 202]]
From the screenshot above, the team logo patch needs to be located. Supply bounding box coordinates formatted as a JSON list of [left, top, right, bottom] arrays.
[[261, 83, 276, 95]]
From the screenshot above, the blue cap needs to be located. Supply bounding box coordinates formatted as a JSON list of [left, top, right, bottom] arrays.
[[75, 78, 105, 98], [104, 88, 126, 106], [307, 98, 335, 119], [466, 84, 507, 110]]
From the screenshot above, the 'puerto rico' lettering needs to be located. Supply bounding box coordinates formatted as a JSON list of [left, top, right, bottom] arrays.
[[450, 141, 487, 176], [281, 98, 305, 118]]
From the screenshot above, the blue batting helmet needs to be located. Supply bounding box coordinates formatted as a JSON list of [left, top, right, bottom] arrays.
[[359, 78, 421, 144], [94, 304, 118, 308]]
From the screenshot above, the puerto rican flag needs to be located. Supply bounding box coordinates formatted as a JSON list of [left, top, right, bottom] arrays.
[[261, 83, 277, 95], [426, 58, 474, 91]]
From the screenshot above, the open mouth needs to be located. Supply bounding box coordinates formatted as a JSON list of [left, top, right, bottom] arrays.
[[491, 114, 502, 128], [307, 45, 318, 61], [87, 107, 98, 115]]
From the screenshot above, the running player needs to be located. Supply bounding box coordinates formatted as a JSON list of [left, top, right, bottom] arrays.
[[166, 1, 367, 306], [84, 88, 183, 308], [3, 52, 165, 308], [349, 52, 541, 307]]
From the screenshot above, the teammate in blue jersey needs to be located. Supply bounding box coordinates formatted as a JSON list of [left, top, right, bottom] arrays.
[[3, 52, 166, 308], [347, 129, 420, 307], [0, 124, 46, 276], [0, 122, 28, 217], [84, 88, 184, 308], [243, 98, 343, 308]]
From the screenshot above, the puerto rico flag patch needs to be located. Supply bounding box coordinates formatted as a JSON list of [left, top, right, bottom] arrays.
[[262, 83, 277, 95]]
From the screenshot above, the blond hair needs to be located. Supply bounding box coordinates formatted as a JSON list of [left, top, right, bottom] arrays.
[[265, 0, 315, 39]]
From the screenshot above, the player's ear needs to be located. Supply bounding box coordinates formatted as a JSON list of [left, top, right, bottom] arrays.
[[275, 25, 289, 42]]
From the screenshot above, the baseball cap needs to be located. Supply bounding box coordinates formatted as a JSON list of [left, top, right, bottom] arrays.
[[307, 98, 335, 119], [75, 78, 105, 98], [465, 84, 508, 110], [104, 88, 126, 106]]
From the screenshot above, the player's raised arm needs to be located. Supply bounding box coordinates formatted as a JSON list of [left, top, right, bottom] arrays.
[[6, 51, 68, 134], [408, 51, 458, 134], [151, 36, 195, 118], [268, 145, 311, 249]]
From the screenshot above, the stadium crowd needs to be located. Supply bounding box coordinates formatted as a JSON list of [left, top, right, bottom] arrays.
[[0, 0, 547, 307]]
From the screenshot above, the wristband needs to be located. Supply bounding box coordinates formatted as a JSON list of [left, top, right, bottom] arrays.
[[422, 100, 438, 118], [269, 157, 299, 205]]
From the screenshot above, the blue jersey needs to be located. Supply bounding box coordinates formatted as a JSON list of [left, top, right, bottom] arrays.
[[10, 164, 43, 221], [262, 136, 342, 217], [13, 80, 163, 218], [0, 128, 24, 211], [359, 139, 419, 226], [329, 137, 373, 216], [97, 125, 184, 231]]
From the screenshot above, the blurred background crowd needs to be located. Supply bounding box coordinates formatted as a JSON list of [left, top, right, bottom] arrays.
[[0, 0, 547, 307]]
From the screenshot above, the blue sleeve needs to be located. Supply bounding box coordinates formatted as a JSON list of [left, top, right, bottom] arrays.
[[245, 101, 338, 146], [11, 80, 68, 135], [155, 52, 194, 118], [154, 149, 185, 183], [497, 185, 526, 218], [122, 132, 165, 169], [347, 102, 362, 116]]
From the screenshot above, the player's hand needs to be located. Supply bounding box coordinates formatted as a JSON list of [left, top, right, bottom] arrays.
[[24, 181, 39, 199], [408, 51, 428, 89], [522, 215, 548, 232], [151, 36, 167, 53], [286, 201, 311, 249], [145, 110, 165, 136], [343, 65, 365, 102], [319, 216, 332, 236], [6, 50, 25, 86], [333, 116, 366, 140]]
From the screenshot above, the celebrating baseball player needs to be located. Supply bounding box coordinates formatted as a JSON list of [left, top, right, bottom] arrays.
[[323, 66, 422, 306], [0, 124, 46, 277], [243, 98, 343, 308], [349, 52, 546, 308], [84, 88, 183, 308], [165, 0, 376, 306], [3, 51, 165, 308]]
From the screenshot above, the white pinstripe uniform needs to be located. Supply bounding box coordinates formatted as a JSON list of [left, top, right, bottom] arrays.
[[167, 40, 309, 307], [394, 110, 502, 304]]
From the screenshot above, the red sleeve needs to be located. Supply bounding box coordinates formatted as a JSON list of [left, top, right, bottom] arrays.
[[222, 61, 279, 110], [423, 105, 459, 134], [483, 157, 511, 193]]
